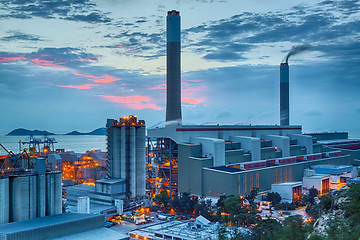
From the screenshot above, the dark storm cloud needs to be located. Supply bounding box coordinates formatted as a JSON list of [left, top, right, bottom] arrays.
[[0, 0, 111, 23], [0, 31, 43, 42]]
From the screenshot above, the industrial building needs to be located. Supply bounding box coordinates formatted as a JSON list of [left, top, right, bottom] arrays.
[[144, 10, 360, 200], [66, 115, 146, 217], [0, 213, 104, 240], [0, 158, 62, 224], [271, 181, 302, 203], [106, 115, 146, 199], [148, 125, 355, 198], [129, 217, 230, 240], [48, 150, 107, 186]]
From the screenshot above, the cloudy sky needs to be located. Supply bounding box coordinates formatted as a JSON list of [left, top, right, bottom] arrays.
[[0, 0, 359, 137]]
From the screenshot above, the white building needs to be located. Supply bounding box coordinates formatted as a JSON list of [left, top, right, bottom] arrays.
[[271, 181, 302, 203]]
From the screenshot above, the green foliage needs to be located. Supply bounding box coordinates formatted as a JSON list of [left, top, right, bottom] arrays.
[[281, 215, 306, 240], [306, 203, 321, 220], [308, 234, 324, 240], [319, 194, 332, 212], [326, 221, 359, 240], [252, 218, 283, 240], [224, 196, 243, 215], [194, 197, 213, 220], [153, 190, 170, 207], [246, 188, 259, 206], [308, 187, 319, 205], [266, 192, 282, 205], [343, 183, 360, 227], [275, 201, 298, 211], [170, 192, 197, 214]]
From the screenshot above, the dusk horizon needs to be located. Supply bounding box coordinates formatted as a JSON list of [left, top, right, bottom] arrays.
[[1, 0, 359, 137]]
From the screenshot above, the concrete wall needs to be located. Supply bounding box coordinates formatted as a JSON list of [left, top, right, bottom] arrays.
[[261, 147, 277, 160], [266, 135, 290, 157], [290, 145, 303, 156], [178, 144, 202, 193], [191, 137, 225, 167], [225, 149, 245, 165], [230, 136, 261, 161], [289, 134, 313, 154], [200, 155, 353, 197]]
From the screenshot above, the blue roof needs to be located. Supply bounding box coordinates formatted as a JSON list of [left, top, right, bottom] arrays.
[[0, 213, 102, 234]]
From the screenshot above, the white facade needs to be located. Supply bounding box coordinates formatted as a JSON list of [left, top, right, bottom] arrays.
[[271, 181, 302, 203], [303, 174, 330, 194], [266, 135, 290, 157], [77, 196, 90, 214], [230, 136, 261, 161], [191, 137, 225, 166]]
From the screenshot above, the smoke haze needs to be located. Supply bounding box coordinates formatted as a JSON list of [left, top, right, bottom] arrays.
[[285, 44, 311, 63]]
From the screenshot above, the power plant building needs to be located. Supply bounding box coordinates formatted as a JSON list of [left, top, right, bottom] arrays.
[[148, 125, 357, 198]]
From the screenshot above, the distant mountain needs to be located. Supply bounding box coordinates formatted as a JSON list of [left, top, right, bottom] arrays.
[[65, 128, 106, 135], [6, 128, 55, 136], [88, 128, 107, 135], [7, 127, 107, 136]]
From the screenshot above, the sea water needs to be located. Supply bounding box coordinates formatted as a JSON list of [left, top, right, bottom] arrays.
[[0, 134, 106, 154]]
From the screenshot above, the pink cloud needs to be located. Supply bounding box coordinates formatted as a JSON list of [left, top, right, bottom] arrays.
[[31, 58, 68, 69], [182, 98, 205, 107], [75, 73, 121, 83], [57, 84, 97, 89], [149, 84, 166, 90], [0, 56, 26, 63], [98, 95, 163, 110]]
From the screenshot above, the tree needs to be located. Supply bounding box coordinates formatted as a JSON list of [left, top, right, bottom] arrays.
[[194, 197, 213, 219], [282, 215, 306, 240], [153, 190, 170, 208], [267, 192, 282, 205], [320, 195, 332, 212], [246, 188, 259, 206], [252, 218, 283, 240], [224, 196, 242, 215], [308, 187, 319, 205]]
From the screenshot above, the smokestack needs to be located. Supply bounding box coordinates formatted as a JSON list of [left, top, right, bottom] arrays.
[[166, 10, 182, 126], [280, 62, 289, 125]]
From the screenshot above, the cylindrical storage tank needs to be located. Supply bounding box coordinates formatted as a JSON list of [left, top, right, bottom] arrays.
[[120, 127, 126, 179], [29, 175, 37, 219], [46, 173, 55, 216], [136, 126, 146, 197], [129, 127, 136, 198], [37, 174, 46, 217], [54, 172, 62, 214], [112, 127, 121, 179], [11, 176, 30, 222], [0, 178, 9, 224]]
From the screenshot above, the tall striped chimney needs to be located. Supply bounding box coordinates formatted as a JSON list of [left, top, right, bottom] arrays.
[[280, 63, 289, 125], [166, 10, 182, 126]]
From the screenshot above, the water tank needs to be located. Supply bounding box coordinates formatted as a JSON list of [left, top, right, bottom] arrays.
[[11, 176, 30, 222], [0, 178, 9, 224]]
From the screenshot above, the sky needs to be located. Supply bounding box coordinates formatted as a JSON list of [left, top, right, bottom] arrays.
[[0, 0, 359, 137]]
